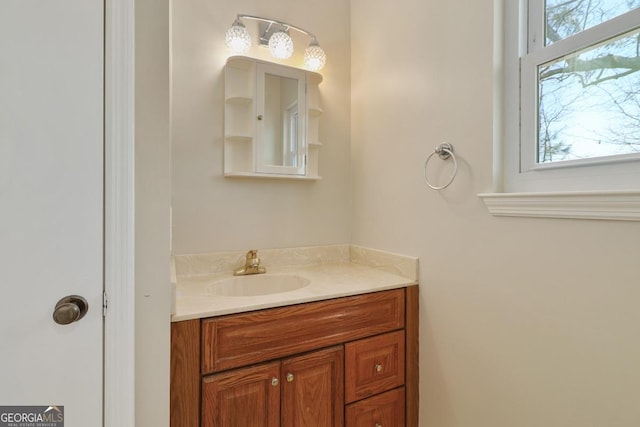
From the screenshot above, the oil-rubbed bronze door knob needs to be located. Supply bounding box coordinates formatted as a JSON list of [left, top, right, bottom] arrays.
[[52, 295, 89, 325]]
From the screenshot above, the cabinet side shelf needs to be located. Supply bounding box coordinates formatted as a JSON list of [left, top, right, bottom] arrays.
[[309, 107, 323, 117], [225, 96, 253, 105], [224, 171, 322, 180], [225, 135, 253, 143]]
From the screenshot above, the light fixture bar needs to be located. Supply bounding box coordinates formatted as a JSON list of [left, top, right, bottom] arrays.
[[236, 14, 319, 41]]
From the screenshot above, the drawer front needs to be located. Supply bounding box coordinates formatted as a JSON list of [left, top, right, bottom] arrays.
[[346, 387, 405, 427], [202, 289, 405, 374], [345, 330, 405, 403]]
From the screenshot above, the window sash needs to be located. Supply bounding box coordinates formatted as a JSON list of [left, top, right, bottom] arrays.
[[519, 3, 640, 175]]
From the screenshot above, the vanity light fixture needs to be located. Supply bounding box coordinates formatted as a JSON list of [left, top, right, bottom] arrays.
[[224, 18, 251, 54], [225, 14, 327, 71]]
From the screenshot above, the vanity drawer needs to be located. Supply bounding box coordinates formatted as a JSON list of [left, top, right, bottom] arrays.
[[345, 330, 405, 403], [346, 387, 405, 427], [202, 289, 405, 374]]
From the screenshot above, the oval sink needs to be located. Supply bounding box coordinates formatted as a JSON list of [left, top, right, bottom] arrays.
[[209, 274, 310, 297]]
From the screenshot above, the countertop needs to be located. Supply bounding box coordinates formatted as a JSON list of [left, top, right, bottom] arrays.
[[171, 245, 419, 322]]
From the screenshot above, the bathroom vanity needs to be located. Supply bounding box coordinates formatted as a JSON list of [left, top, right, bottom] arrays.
[[170, 245, 419, 427]]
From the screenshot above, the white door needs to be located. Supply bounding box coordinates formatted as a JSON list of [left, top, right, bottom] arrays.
[[0, 0, 104, 425]]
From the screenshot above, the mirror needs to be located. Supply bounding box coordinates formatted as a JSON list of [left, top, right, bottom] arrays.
[[256, 63, 307, 176]]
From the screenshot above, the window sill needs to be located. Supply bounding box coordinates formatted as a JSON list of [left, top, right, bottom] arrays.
[[478, 191, 640, 221]]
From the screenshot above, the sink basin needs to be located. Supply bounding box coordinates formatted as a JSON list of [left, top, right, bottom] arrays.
[[209, 274, 310, 297]]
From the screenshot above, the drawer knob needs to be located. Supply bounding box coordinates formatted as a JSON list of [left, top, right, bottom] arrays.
[[271, 377, 279, 387], [375, 424, 382, 427], [286, 372, 295, 382], [375, 364, 383, 372]]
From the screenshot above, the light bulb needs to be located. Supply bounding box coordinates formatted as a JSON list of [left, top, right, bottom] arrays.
[[303, 40, 326, 71], [225, 19, 251, 54], [268, 30, 293, 59]]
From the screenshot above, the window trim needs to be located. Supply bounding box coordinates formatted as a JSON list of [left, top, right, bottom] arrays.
[[479, 190, 640, 221], [480, 0, 640, 221]]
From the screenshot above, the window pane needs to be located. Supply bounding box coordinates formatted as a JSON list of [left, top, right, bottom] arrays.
[[546, 0, 640, 45], [537, 27, 640, 163]]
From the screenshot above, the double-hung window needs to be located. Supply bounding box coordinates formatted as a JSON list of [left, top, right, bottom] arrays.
[[503, 0, 640, 193]]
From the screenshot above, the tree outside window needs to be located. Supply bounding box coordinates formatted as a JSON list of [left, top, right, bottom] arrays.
[[537, 0, 640, 164]]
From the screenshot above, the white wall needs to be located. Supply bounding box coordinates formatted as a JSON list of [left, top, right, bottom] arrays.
[[171, 0, 352, 254], [351, 0, 640, 426], [135, 0, 172, 425]]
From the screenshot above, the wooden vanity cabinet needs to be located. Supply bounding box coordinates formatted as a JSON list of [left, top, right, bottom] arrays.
[[171, 286, 419, 427]]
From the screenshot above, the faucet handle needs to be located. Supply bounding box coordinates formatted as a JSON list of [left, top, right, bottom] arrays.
[[245, 249, 261, 266]]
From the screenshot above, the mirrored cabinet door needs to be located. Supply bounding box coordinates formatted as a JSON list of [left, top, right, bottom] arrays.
[[255, 63, 307, 176]]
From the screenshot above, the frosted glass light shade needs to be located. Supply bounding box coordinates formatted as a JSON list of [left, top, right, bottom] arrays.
[[303, 42, 326, 71], [225, 20, 251, 54], [268, 31, 294, 59]]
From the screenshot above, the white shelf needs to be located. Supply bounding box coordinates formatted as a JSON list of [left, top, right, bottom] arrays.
[[224, 171, 322, 181], [225, 135, 252, 143], [225, 96, 253, 105], [309, 141, 323, 148], [309, 107, 323, 117]]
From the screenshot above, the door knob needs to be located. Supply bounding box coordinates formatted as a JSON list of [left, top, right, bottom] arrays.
[[52, 295, 89, 325]]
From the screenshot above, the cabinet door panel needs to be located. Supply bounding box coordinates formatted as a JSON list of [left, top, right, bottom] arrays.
[[202, 362, 280, 427], [282, 346, 344, 427], [345, 330, 405, 403], [346, 387, 405, 427]]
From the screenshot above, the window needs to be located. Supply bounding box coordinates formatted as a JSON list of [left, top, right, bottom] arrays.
[[504, 0, 640, 193]]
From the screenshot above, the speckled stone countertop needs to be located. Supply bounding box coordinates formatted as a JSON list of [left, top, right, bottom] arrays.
[[171, 245, 418, 322]]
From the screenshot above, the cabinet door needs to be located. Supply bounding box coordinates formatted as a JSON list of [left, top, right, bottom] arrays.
[[345, 330, 405, 403], [345, 388, 405, 427], [281, 346, 344, 427], [202, 362, 280, 427]]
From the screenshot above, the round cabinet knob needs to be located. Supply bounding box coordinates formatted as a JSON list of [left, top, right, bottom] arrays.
[[52, 295, 89, 325], [271, 377, 279, 387], [257, 114, 263, 121], [286, 372, 294, 383], [375, 423, 382, 427], [375, 364, 383, 373]]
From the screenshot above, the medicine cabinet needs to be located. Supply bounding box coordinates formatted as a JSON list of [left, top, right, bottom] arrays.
[[224, 56, 323, 180]]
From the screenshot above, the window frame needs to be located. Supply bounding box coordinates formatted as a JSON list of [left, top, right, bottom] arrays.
[[479, 0, 640, 221], [503, 0, 640, 193]]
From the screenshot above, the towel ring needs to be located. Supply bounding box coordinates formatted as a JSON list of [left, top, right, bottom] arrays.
[[424, 143, 457, 190]]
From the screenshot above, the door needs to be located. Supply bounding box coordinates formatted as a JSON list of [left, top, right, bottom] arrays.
[[201, 362, 281, 427], [345, 388, 406, 427], [0, 0, 104, 425], [281, 346, 344, 427]]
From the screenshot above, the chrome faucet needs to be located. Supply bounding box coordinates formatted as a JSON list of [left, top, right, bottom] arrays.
[[233, 249, 267, 276]]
